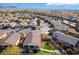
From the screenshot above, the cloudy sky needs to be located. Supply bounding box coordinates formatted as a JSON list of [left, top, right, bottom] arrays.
[[0, 3, 79, 10]]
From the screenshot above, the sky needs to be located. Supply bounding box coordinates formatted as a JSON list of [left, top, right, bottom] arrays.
[[0, 3, 79, 10]]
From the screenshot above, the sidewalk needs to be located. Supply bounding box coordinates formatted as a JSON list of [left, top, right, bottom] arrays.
[[40, 48, 55, 53]]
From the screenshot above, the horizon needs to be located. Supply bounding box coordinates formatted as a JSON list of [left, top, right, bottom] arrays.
[[0, 3, 79, 10]]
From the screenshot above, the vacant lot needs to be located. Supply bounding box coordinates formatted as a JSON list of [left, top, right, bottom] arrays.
[[68, 28, 79, 35]]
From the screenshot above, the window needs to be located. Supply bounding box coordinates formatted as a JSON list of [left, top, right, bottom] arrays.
[[35, 46, 38, 48], [76, 41, 79, 47], [30, 45, 34, 48], [24, 45, 28, 49]]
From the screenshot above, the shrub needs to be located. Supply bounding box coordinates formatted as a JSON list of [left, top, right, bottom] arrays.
[[66, 48, 74, 54], [1, 46, 22, 55], [41, 34, 51, 41]]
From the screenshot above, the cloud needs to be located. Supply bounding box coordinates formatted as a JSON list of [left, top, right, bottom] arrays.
[[45, 3, 79, 9], [46, 3, 79, 6], [46, 3, 65, 6]]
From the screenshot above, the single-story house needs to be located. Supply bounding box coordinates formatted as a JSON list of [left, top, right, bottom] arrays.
[[52, 31, 79, 47], [14, 23, 23, 28], [51, 20, 69, 32], [0, 29, 15, 34], [0, 23, 12, 29], [75, 26, 79, 32], [10, 22, 16, 28], [0, 32, 8, 41], [63, 20, 69, 25], [4, 32, 22, 45], [69, 22, 76, 27], [63, 20, 76, 28], [19, 29, 31, 38], [22, 30, 41, 51]]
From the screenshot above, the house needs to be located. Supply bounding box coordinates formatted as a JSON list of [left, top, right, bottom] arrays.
[[75, 23, 79, 32], [52, 31, 79, 47], [0, 31, 14, 46], [14, 23, 23, 28], [51, 20, 69, 32], [10, 22, 16, 28], [22, 30, 41, 51], [63, 20, 76, 28], [69, 22, 76, 27], [63, 20, 69, 25], [4, 32, 22, 45], [75, 27, 79, 32], [0, 23, 11, 29], [0, 32, 8, 41], [19, 29, 31, 38], [1, 29, 15, 33]]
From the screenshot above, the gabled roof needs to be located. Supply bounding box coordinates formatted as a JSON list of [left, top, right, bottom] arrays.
[[51, 20, 69, 31], [23, 30, 41, 46], [4, 32, 21, 45], [53, 31, 79, 46]]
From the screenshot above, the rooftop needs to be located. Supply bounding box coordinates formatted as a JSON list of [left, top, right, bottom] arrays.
[[53, 31, 79, 46], [4, 32, 21, 45], [23, 30, 41, 46]]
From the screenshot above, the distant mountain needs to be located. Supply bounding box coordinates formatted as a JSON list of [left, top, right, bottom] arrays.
[[0, 6, 16, 8]]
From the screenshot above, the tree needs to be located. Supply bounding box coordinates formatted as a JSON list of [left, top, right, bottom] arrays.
[[33, 49, 38, 53], [2, 46, 22, 55], [66, 48, 74, 54], [41, 34, 51, 41], [75, 22, 79, 32], [10, 11, 16, 14], [37, 19, 40, 26], [14, 20, 21, 23]]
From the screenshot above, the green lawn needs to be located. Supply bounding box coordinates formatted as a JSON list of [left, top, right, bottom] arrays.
[[38, 42, 55, 54], [43, 42, 55, 51]]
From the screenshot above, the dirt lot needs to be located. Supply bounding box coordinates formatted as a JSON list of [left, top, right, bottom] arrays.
[[68, 27, 79, 35]]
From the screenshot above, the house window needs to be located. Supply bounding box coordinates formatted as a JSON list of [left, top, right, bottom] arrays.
[[76, 41, 79, 47], [24, 45, 28, 49], [35, 46, 38, 48], [30, 45, 34, 48]]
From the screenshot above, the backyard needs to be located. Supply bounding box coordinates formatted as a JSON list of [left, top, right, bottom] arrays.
[[38, 42, 55, 54], [42, 42, 55, 50]]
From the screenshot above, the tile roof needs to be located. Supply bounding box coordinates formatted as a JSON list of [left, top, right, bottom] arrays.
[[23, 30, 41, 46], [4, 32, 21, 45]]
